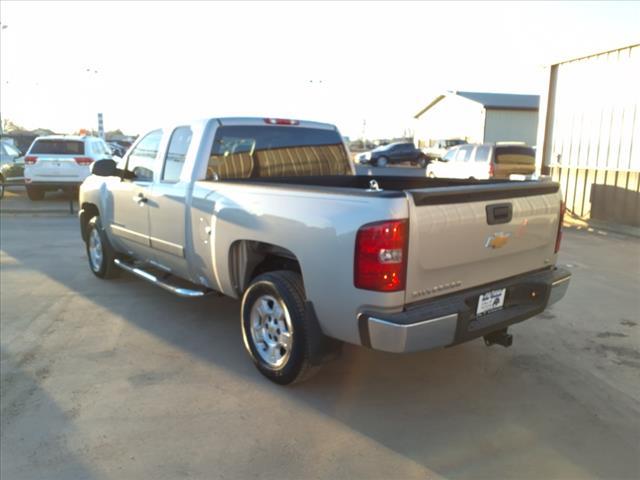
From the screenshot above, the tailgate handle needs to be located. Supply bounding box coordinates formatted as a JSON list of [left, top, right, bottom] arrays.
[[486, 203, 512, 225]]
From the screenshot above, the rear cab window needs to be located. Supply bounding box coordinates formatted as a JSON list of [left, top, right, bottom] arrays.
[[207, 125, 350, 180], [30, 139, 85, 155]]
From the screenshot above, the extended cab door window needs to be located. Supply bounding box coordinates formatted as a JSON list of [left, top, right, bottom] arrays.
[[126, 130, 162, 181], [162, 126, 192, 182]]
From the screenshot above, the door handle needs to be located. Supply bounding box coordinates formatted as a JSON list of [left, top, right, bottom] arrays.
[[133, 193, 148, 205]]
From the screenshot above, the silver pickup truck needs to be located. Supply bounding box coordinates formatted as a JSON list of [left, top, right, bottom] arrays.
[[79, 117, 571, 385]]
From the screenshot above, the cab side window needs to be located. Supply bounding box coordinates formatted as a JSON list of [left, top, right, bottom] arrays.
[[475, 146, 491, 162], [126, 130, 162, 181], [162, 126, 192, 182]]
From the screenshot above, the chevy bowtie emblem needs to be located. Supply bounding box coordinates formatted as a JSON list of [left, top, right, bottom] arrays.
[[485, 232, 511, 249]]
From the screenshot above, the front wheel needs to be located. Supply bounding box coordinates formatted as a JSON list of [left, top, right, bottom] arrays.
[[85, 216, 119, 279], [241, 271, 318, 385]]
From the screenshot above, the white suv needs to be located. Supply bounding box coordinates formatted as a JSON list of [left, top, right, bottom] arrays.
[[24, 135, 112, 201]]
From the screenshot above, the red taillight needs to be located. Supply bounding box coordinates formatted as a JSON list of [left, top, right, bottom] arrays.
[[25, 156, 38, 165], [264, 118, 299, 125], [355, 219, 408, 292], [75, 156, 94, 166], [555, 201, 565, 253], [489, 161, 495, 177]]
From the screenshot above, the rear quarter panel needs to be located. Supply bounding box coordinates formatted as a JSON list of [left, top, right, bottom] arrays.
[[191, 181, 409, 345]]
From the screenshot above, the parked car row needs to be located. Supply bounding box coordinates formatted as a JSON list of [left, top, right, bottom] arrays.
[[1, 134, 124, 201], [355, 139, 536, 181]]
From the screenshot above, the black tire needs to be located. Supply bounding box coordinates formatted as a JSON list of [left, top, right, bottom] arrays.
[[241, 271, 318, 385], [85, 216, 119, 279], [375, 156, 388, 167], [26, 186, 45, 201], [418, 157, 428, 169]]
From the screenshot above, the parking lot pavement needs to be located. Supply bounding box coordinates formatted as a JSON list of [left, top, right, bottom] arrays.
[[1, 187, 77, 214], [1, 216, 639, 480]]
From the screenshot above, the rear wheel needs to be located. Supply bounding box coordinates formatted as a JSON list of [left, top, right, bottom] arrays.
[[418, 157, 428, 168], [85, 216, 119, 279], [241, 271, 318, 385], [375, 156, 388, 167], [26, 186, 45, 201]]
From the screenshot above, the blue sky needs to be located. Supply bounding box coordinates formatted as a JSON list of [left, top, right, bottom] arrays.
[[1, 1, 638, 138]]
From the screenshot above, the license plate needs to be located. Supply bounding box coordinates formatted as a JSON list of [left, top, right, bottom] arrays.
[[477, 288, 506, 316]]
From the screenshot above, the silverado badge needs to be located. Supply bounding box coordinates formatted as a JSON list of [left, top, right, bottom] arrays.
[[485, 232, 511, 249]]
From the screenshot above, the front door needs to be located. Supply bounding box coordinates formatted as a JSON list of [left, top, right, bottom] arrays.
[[147, 126, 193, 278], [109, 130, 163, 260]]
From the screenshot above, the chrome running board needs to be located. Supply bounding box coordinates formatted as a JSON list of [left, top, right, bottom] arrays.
[[114, 259, 210, 298]]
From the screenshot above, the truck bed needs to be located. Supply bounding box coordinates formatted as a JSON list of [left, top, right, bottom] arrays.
[[214, 174, 562, 306]]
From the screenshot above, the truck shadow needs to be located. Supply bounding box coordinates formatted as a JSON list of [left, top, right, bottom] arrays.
[[2, 217, 638, 479]]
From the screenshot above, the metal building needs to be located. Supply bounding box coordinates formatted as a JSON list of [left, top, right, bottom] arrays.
[[413, 91, 540, 148], [536, 44, 640, 227]]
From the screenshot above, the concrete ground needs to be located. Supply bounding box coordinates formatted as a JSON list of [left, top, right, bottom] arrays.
[[1, 215, 639, 480], [1, 186, 78, 214]]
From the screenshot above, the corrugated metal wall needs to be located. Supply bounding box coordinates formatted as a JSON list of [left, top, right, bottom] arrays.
[[538, 44, 640, 226], [484, 109, 538, 145]]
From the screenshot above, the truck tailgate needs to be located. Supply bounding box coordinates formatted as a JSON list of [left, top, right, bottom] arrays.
[[405, 182, 561, 304]]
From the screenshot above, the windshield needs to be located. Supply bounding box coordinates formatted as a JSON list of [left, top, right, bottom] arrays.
[[207, 126, 350, 179], [30, 139, 85, 155]]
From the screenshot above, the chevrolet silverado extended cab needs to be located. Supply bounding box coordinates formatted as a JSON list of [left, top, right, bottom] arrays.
[[79, 117, 571, 385]]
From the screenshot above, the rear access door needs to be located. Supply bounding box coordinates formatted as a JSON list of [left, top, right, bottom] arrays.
[[404, 181, 562, 304]]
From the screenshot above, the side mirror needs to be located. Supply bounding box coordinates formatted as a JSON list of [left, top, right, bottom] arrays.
[[92, 159, 118, 177]]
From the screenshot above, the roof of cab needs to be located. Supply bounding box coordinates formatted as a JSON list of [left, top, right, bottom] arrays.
[[215, 117, 337, 130]]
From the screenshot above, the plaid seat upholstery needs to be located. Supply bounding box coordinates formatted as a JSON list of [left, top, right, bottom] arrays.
[[255, 144, 349, 177], [207, 152, 254, 179]]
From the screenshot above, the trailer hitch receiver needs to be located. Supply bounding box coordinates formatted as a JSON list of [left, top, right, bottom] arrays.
[[484, 328, 513, 348]]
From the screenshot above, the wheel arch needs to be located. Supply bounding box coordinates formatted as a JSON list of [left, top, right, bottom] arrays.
[[80, 202, 100, 242], [228, 240, 302, 296]]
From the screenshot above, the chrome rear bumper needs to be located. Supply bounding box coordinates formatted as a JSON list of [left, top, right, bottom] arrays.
[[359, 267, 571, 353]]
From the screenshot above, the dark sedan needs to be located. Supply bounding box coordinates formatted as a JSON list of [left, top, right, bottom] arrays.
[[357, 142, 429, 168]]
